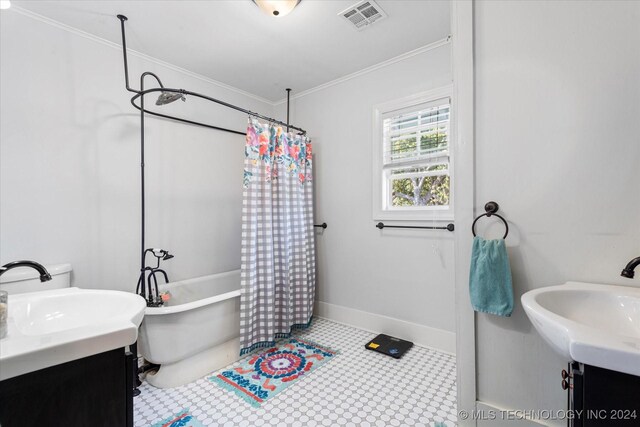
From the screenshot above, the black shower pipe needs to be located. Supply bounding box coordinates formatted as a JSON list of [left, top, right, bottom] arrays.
[[286, 88, 291, 133], [129, 87, 307, 136], [117, 14, 309, 302], [117, 15, 307, 135]]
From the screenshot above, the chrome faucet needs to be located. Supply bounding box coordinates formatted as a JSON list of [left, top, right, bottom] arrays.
[[621, 256, 640, 279], [0, 260, 52, 282]]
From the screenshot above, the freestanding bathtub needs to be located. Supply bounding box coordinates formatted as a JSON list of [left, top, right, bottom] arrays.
[[138, 269, 241, 388]]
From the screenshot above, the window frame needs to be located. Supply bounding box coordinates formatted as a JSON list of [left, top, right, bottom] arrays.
[[372, 86, 454, 222]]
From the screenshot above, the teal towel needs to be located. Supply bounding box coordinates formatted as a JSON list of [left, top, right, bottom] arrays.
[[469, 236, 514, 317]]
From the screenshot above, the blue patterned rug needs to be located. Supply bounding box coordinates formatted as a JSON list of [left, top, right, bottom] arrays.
[[210, 337, 338, 407], [150, 408, 204, 427]]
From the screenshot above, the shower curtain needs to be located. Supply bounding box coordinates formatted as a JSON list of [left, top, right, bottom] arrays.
[[239, 118, 316, 355]]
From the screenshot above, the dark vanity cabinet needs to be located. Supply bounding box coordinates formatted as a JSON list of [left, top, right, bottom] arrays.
[[0, 347, 135, 427], [566, 362, 640, 426]]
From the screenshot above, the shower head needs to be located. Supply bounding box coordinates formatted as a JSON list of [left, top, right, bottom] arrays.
[[156, 91, 185, 106], [148, 248, 174, 261]]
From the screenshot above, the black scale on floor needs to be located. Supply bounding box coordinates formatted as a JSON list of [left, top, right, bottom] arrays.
[[364, 334, 413, 359]]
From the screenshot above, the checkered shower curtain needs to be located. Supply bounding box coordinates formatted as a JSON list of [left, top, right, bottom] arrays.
[[239, 119, 316, 355]]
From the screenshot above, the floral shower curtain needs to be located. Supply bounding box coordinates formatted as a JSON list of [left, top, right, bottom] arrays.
[[239, 118, 316, 355]]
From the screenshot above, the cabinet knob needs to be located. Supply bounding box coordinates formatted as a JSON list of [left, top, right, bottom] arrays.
[[561, 379, 571, 390], [561, 369, 571, 379]]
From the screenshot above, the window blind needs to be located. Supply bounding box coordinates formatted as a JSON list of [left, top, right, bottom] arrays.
[[382, 99, 450, 168]]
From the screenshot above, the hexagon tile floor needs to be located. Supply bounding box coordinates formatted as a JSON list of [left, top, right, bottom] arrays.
[[134, 317, 457, 427]]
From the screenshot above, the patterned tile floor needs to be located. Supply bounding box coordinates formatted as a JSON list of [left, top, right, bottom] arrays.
[[134, 318, 457, 427]]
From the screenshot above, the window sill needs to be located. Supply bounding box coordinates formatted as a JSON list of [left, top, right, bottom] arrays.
[[373, 211, 454, 223]]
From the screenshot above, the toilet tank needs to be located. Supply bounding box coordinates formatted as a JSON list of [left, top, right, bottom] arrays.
[[0, 263, 72, 295]]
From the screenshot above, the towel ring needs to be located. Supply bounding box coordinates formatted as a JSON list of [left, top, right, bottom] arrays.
[[471, 201, 509, 239]]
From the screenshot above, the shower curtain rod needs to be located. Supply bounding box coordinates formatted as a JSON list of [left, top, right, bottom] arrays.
[[117, 15, 307, 136]]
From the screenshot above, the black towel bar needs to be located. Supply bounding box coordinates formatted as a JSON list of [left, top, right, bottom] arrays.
[[376, 222, 454, 232]]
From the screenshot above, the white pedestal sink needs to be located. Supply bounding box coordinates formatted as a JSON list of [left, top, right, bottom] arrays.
[[0, 287, 146, 380], [521, 282, 640, 376]]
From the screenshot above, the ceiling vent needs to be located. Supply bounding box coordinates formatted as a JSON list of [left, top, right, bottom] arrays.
[[338, 0, 387, 31]]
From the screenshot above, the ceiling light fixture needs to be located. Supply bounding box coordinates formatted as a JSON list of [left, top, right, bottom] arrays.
[[0, 0, 11, 10], [252, 0, 300, 17]]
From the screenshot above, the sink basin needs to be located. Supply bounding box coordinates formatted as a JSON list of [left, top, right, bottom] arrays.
[[1, 287, 146, 380], [521, 282, 640, 376]]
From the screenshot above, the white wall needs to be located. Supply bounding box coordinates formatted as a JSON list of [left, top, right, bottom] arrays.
[[0, 10, 273, 291], [474, 1, 640, 422], [276, 44, 456, 344], [0, 7, 456, 351]]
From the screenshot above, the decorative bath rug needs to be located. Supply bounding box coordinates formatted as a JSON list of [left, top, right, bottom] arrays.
[[210, 337, 338, 407], [149, 408, 205, 427]]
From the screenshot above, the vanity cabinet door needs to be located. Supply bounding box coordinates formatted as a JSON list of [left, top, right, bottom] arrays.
[[567, 362, 640, 427], [0, 347, 132, 427]]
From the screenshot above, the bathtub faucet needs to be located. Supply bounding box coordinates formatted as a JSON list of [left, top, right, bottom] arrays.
[[136, 248, 174, 306], [147, 268, 170, 306]]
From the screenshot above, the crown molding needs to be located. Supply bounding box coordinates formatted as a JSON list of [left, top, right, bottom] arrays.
[[273, 36, 451, 105], [9, 5, 275, 106], [10, 5, 451, 107]]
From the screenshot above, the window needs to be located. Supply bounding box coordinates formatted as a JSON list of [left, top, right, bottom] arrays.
[[373, 88, 453, 221]]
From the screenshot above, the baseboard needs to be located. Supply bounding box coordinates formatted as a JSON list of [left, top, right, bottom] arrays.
[[475, 401, 551, 427], [314, 301, 456, 354]]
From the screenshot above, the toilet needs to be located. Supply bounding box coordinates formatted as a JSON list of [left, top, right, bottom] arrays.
[[0, 263, 72, 294]]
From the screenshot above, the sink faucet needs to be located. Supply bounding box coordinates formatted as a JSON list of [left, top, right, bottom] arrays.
[[621, 256, 640, 279], [0, 260, 52, 282]]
